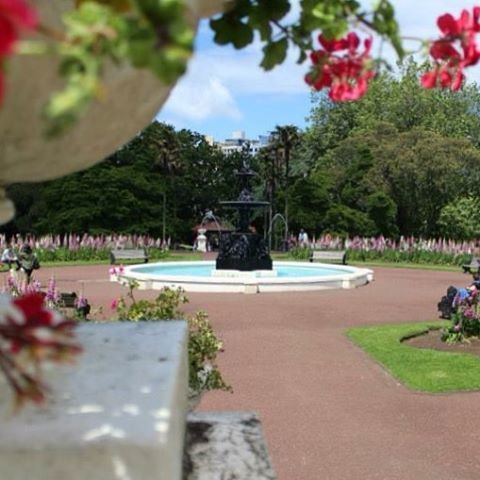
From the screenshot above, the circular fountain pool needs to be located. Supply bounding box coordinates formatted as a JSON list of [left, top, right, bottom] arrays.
[[115, 261, 373, 294]]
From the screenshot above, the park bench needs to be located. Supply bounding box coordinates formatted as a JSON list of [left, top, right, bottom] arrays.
[[59, 292, 78, 308], [462, 257, 480, 274], [178, 243, 194, 251], [110, 248, 148, 265], [58, 292, 91, 319], [310, 250, 347, 265]]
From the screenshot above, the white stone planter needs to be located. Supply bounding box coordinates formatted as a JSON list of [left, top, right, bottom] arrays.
[[0, 0, 228, 223]]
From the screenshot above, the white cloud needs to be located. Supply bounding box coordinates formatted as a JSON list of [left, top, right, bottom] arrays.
[[158, 40, 307, 124], [189, 46, 307, 95], [161, 75, 242, 121]]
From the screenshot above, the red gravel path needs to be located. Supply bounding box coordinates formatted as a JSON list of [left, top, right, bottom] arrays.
[[10, 265, 480, 480]]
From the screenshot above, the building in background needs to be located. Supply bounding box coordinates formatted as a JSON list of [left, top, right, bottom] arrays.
[[209, 131, 272, 156]]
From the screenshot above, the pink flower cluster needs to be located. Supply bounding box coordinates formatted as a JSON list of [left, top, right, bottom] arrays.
[[0, 0, 37, 104], [0, 293, 82, 408], [0, 233, 171, 252], [311, 234, 480, 256], [422, 7, 480, 91], [109, 265, 125, 276], [305, 32, 375, 101]]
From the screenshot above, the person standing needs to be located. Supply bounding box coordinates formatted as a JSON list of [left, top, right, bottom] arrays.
[[1, 245, 17, 270], [298, 229, 309, 247], [16, 244, 40, 284]]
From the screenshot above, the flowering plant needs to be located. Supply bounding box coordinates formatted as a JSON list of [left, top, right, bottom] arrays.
[[0, 292, 82, 409], [1, 0, 194, 134], [442, 286, 480, 343]]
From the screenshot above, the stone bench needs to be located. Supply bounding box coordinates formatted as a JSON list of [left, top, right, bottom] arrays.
[[310, 250, 347, 265], [110, 248, 148, 264], [463, 257, 480, 274]]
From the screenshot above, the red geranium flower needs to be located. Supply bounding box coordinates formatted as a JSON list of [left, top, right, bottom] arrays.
[[0, 293, 82, 408], [306, 32, 375, 102], [423, 7, 480, 91], [0, 0, 37, 105], [0, 0, 37, 54]]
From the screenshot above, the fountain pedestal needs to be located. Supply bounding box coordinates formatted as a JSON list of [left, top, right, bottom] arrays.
[[216, 232, 272, 271]]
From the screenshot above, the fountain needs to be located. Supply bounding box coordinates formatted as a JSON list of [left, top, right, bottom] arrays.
[[113, 153, 374, 293], [216, 156, 272, 272]]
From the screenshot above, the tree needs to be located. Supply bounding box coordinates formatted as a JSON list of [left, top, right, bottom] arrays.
[[438, 197, 480, 240], [323, 205, 376, 237], [313, 122, 480, 237], [288, 174, 331, 234], [270, 125, 301, 236], [366, 192, 398, 238]]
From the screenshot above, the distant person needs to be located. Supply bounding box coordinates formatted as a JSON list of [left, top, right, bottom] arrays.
[[16, 244, 40, 284], [298, 229, 309, 247], [1, 245, 17, 269]]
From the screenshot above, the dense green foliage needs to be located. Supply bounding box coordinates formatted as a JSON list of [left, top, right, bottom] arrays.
[[3, 122, 238, 242], [346, 249, 471, 267], [438, 197, 480, 241], [295, 60, 480, 239], [33, 246, 167, 263], [347, 323, 480, 393]]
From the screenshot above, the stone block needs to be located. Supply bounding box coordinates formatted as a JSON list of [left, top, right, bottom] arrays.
[[184, 412, 277, 479], [0, 322, 188, 480]]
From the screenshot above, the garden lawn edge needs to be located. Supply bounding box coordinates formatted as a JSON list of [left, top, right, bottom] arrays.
[[346, 322, 480, 393]]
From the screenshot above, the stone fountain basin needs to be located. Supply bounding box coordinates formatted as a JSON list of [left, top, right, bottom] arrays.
[[114, 261, 374, 294]]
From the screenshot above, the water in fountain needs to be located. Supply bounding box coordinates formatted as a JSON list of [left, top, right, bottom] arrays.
[[216, 152, 272, 271], [200, 210, 223, 236]]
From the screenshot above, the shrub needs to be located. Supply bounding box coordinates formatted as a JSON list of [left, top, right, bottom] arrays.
[[289, 246, 311, 260], [115, 284, 231, 395]]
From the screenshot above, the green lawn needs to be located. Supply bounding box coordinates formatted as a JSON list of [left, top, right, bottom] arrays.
[[346, 322, 480, 393]]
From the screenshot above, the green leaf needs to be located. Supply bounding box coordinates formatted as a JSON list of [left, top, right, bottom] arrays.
[[231, 21, 254, 49], [260, 37, 288, 71], [210, 17, 234, 45]]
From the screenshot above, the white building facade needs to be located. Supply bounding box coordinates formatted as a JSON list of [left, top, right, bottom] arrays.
[[213, 131, 272, 156]]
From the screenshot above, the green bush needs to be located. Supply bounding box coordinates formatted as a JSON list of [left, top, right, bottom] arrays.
[[346, 248, 471, 267], [115, 285, 231, 394], [33, 247, 168, 263], [289, 246, 311, 260]]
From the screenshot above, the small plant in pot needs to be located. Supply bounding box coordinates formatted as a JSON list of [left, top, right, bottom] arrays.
[[113, 282, 231, 408]]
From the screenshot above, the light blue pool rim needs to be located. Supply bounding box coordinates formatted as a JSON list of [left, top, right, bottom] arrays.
[[116, 261, 374, 294]]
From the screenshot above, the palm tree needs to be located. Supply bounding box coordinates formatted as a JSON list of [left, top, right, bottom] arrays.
[[271, 125, 301, 240], [141, 122, 182, 242]]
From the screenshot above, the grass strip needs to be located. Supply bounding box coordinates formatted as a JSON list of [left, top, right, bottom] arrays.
[[346, 322, 480, 393]]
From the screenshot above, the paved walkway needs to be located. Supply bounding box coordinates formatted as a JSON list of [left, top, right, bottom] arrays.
[[8, 265, 480, 480]]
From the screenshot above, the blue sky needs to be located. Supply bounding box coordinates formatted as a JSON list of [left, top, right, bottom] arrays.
[[156, 1, 480, 142]]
